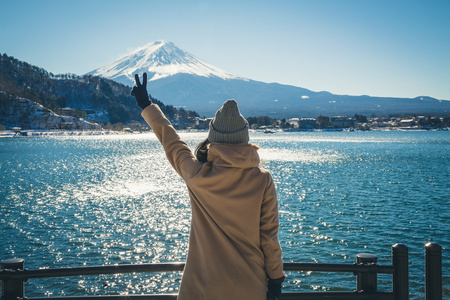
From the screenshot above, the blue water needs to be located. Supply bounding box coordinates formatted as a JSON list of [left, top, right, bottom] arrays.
[[1, 131, 449, 298]]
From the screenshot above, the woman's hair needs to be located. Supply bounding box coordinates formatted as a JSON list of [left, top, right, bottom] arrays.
[[195, 138, 210, 163]]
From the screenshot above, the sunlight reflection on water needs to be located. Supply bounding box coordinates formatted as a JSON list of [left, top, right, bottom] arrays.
[[259, 147, 344, 163], [1, 131, 449, 298]]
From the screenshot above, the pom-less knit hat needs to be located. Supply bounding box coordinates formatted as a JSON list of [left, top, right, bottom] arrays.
[[208, 99, 249, 144]]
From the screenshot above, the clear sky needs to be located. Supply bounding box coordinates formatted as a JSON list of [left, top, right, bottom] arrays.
[[1, 0, 449, 100]]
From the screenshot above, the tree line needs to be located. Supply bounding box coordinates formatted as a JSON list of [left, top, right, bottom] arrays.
[[0, 53, 199, 127]]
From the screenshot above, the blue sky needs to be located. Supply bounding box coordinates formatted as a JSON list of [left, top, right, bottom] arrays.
[[1, 0, 449, 100]]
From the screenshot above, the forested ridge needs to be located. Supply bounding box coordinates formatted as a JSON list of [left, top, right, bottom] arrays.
[[0, 53, 198, 126]]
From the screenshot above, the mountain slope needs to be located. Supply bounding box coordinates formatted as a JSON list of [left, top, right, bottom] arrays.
[[0, 53, 199, 129], [146, 74, 450, 117], [88, 41, 450, 117], [88, 41, 241, 85]]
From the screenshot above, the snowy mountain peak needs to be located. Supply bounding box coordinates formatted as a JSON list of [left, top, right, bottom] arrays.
[[87, 41, 241, 86]]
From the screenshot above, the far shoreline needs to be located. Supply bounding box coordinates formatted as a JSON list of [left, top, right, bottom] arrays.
[[1, 127, 449, 138]]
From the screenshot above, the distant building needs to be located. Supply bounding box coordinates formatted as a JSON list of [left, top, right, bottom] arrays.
[[61, 107, 74, 116], [399, 119, 415, 127], [298, 118, 317, 129], [60, 122, 74, 130], [126, 120, 142, 127], [195, 117, 212, 130], [287, 118, 300, 128], [330, 116, 356, 128]]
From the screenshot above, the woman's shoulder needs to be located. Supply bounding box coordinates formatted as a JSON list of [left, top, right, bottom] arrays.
[[251, 166, 274, 184]]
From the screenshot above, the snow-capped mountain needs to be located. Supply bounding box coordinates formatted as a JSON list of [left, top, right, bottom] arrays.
[[88, 41, 242, 86], [88, 41, 450, 117]]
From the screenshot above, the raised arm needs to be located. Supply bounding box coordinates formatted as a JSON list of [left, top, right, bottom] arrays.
[[131, 73, 202, 180]]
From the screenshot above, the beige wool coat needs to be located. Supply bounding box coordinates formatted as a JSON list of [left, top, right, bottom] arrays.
[[142, 104, 284, 300]]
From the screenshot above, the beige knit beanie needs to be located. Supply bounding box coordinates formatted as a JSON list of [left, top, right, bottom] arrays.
[[208, 99, 249, 144]]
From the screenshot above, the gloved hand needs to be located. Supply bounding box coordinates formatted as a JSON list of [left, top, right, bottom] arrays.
[[267, 281, 282, 300], [131, 73, 151, 110]]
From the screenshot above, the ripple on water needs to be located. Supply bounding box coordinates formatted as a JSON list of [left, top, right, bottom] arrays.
[[1, 132, 449, 298]]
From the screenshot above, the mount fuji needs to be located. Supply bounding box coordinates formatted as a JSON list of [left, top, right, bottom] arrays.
[[88, 41, 450, 117], [88, 41, 241, 84]]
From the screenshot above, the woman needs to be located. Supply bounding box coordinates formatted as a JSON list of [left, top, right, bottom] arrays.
[[132, 73, 285, 300]]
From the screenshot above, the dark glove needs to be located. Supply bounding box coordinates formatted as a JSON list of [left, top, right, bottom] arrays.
[[131, 73, 151, 110], [267, 281, 282, 300]]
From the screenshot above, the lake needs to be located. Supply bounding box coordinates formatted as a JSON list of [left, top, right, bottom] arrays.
[[1, 130, 449, 299]]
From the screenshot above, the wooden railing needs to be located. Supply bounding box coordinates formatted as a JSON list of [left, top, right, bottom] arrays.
[[0, 243, 443, 300]]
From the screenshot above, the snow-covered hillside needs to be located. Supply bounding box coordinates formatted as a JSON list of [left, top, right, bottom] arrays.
[[1, 96, 101, 130], [88, 41, 242, 86]]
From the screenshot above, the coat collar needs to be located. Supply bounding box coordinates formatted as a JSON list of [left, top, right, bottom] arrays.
[[207, 143, 260, 168]]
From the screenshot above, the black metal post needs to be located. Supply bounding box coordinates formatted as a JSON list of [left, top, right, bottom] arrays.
[[355, 253, 378, 292], [392, 243, 408, 300], [425, 242, 442, 300], [1, 258, 25, 300]]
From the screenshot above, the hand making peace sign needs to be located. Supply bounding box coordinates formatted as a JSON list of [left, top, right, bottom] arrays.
[[131, 73, 151, 110]]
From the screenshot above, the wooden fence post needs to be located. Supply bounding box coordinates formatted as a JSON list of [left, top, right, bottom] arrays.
[[1, 258, 25, 300], [425, 242, 442, 300], [356, 253, 377, 292], [392, 243, 408, 300]]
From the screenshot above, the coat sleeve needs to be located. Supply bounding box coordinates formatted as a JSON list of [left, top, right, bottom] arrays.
[[141, 104, 203, 180], [260, 172, 285, 280]]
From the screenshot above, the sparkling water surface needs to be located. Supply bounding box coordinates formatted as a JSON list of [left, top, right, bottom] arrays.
[[1, 131, 449, 298]]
